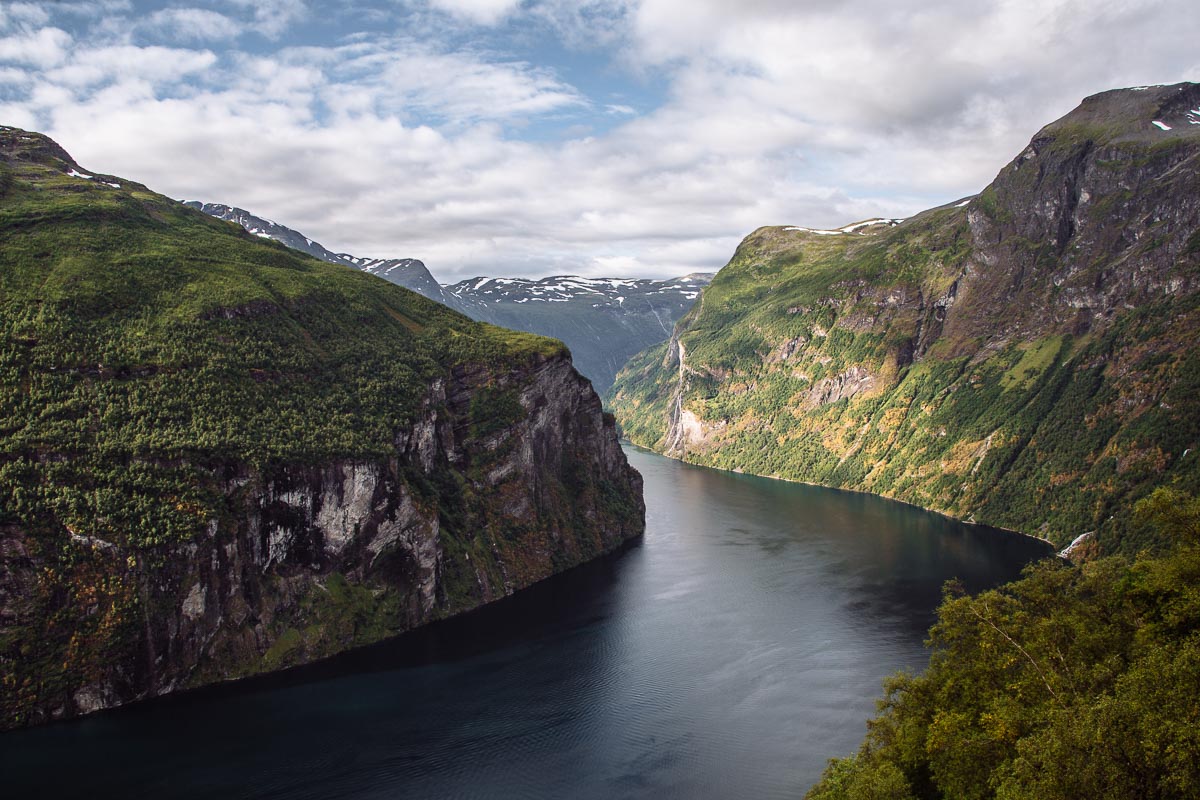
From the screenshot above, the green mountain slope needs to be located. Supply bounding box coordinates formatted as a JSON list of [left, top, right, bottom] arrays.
[[0, 127, 644, 728], [609, 83, 1200, 554]]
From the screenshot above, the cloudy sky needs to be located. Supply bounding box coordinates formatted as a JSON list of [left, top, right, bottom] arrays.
[[2, 0, 1198, 280]]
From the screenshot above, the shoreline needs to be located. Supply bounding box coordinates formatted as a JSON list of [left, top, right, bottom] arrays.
[[620, 439, 1059, 551]]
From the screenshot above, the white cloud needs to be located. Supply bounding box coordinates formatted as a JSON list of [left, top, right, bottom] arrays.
[[527, 0, 635, 50], [44, 1, 134, 21], [0, 67, 31, 85], [427, 0, 524, 26], [5, 0, 1200, 284], [226, 0, 308, 40], [0, 27, 73, 68], [0, 3, 51, 31], [303, 39, 587, 123], [612, 0, 1200, 199], [45, 45, 217, 88], [0, 101, 38, 130], [145, 9, 243, 42]]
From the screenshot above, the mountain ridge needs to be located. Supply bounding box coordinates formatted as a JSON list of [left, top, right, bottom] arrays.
[[183, 201, 458, 307], [609, 82, 1200, 555], [188, 200, 712, 393]]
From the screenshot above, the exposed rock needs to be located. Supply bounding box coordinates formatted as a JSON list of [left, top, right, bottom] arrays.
[[0, 127, 639, 730], [610, 83, 1200, 552], [805, 366, 876, 408], [2, 352, 643, 729]]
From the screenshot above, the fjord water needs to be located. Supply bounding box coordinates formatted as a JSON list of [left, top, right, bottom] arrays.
[[1, 446, 1051, 799]]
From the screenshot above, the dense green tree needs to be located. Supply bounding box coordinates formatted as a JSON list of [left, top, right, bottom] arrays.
[[806, 493, 1200, 799]]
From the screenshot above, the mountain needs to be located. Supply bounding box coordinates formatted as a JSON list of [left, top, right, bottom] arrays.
[[609, 82, 1200, 555], [0, 127, 644, 729], [188, 202, 711, 394], [183, 201, 458, 307], [445, 273, 710, 394]]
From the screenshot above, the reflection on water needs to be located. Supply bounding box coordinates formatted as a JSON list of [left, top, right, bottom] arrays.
[[0, 446, 1051, 799]]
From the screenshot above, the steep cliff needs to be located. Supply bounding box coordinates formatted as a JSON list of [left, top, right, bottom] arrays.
[[610, 83, 1200, 553], [0, 127, 644, 728]]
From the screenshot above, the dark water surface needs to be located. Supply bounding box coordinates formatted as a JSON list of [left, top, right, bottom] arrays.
[[1, 446, 1052, 799]]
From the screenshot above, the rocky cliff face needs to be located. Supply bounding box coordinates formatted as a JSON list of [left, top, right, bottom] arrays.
[[3, 352, 642, 727], [951, 86, 1200, 348], [0, 128, 644, 729], [610, 83, 1200, 553]]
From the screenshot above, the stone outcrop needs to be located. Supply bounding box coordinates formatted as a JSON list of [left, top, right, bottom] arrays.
[[1, 354, 643, 729], [805, 366, 876, 408]]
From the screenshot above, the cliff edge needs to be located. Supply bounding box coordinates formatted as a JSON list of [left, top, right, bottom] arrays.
[[0, 127, 644, 728]]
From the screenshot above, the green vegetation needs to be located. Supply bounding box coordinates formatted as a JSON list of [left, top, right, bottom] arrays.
[[1, 128, 636, 728], [469, 386, 525, 439], [604, 82, 1200, 800], [605, 85, 1200, 796], [0, 129, 563, 549], [999, 336, 1065, 391], [805, 489, 1200, 800], [609, 89, 1200, 552]]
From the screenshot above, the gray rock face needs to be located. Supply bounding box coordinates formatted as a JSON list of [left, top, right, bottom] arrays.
[[610, 82, 1200, 553], [947, 82, 1200, 349], [805, 365, 876, 408], [2, 352, 644, 727]]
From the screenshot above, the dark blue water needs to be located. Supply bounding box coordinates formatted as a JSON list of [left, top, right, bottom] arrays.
[[0, 446, 1052, 798]]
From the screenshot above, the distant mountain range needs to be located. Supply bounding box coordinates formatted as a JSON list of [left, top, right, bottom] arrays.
[[443, 273, 708, 393], [187, 202, 711, 393]]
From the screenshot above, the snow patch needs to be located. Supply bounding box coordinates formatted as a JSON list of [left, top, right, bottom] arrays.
[[784, 226, 840, 235], [840, 218, 903, 233], [784, 218, 904, 236], [67, 169, 94, 180], [1152, 120, 1172, 131]]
